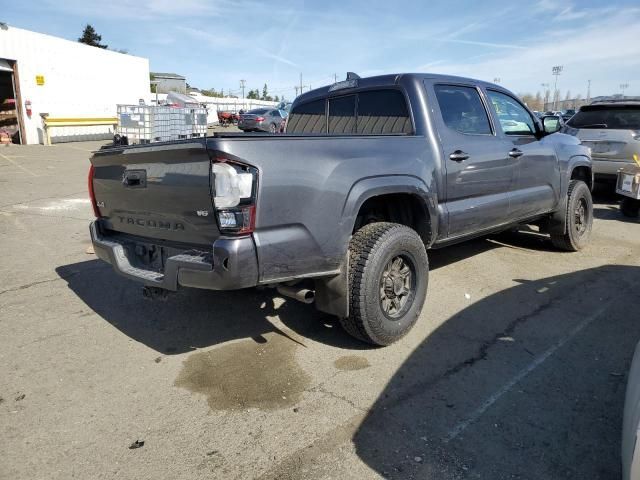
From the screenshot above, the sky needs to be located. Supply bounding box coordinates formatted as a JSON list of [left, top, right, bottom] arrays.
[[4, 0, 640, 101]]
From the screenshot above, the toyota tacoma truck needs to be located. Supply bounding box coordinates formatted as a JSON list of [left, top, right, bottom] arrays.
[[89, 73, 593, 346]]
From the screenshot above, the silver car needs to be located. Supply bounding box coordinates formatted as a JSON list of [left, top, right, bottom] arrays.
[[564, 100, 640, 180], [237, 108, 284, 133]]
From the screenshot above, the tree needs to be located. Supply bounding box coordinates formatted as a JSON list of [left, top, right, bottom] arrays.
[[534, 91, 543, 111], [262, 83, 268, 100], [150, 74, 157, 93], [565, 90, 571, 101], [246, 90, 258, 100], [78, 24, 107, 49], [274, 95, 280, 102]]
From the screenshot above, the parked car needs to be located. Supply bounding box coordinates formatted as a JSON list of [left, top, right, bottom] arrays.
[[238, 108, 284, 133], [89, 73, 592, 346], [562, 100, 640, 181], [623, 340, 640, 480], [561, 108, 576, 121]]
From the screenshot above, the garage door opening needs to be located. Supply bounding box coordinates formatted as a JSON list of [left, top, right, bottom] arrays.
[[0, 58, 23, 144]]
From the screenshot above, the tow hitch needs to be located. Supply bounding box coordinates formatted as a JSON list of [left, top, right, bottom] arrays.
[[142, 286, 170, 301]]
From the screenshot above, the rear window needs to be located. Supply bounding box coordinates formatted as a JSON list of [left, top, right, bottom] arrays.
[[567, 106, 640, 129], [287, 99, 326, 134], [357, 90, 412, 134], [328, 95, 356, 134], [288, 89, 412, 135], [248, 108, 269, 115]]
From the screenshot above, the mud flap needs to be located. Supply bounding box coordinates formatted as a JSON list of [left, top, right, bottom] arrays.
[[314, 255, 349, 318]]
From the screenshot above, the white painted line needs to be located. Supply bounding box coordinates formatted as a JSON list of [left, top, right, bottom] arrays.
[[0, 151, 38, 177], [443, 300, 612, 443]]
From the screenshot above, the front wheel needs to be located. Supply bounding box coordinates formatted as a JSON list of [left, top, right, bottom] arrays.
[[339, 222, 429, 346], [550, 180, 593, 251]]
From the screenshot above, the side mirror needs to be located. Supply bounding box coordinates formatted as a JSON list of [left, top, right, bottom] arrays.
[[542, 115, 562, 134]]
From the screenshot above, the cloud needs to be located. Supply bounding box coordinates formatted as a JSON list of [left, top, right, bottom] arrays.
[[422, 7, 640, 95], [255, 48, 298, 67], [438, 38, 526, 50]]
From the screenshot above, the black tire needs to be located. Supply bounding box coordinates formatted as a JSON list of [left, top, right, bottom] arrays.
[[340, 222, 429, 346], [621, 197, 640, 218], [550, 180, 593, 251]]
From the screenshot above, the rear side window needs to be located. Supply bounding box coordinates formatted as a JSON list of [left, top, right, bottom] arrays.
[[328, 95, 356, 134], [434, 85, 492, 135], [567, 106, 640, 130], [357, 90, 412, 134], [287, 99, 326, 133]]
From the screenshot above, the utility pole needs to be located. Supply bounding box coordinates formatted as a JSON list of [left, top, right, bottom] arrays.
[[294, 86, 299, 97], [586, 79, 591, 104], [240, 79, 246, 99], [493, 77, 500, 84], [334, 73, 338, 83], [552, 65, 563, 111], [299, 73, 303, 95], [620, 83, 629, 96]]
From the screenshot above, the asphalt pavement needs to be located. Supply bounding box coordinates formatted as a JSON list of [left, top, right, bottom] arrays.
[[0, 141, 639, 480]]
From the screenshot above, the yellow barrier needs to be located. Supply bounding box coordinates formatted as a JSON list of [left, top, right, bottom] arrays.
[[42, 117, 118, 145]]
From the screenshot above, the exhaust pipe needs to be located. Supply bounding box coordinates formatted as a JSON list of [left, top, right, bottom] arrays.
[[277, 285, 315, 304], [142, 286, 169, 301]]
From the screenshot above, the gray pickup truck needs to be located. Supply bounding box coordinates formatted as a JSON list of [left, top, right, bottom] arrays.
[[89, 73, 593, 346]]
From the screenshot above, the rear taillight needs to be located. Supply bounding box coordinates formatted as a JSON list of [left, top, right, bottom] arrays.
[[88, 164, 101, 217], [212, 159, 257, 234], [255, 116, 265, 122]]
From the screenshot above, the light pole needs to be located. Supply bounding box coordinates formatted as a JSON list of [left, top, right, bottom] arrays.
[[620, 83, 629, 96], [541, 83, 550, 110], [552, 65, 563, 111], [586, 80, 591, 104], [240, 79, 246, 99]]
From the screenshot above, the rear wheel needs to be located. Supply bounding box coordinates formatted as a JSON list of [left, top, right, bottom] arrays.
[[550, 180, 593, 251], [621, 197, 640, 218], [340, 222, 428, 346], [269, 123, 277, 134]]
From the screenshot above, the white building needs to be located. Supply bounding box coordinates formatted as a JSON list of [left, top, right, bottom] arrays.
[[0, 24, 150, 144]]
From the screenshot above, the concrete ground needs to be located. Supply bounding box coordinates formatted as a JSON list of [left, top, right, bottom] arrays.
[[0, 141, 639, 480]]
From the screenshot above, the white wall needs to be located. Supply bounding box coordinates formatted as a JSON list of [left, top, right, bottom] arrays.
[[0, 25, 150, 144]]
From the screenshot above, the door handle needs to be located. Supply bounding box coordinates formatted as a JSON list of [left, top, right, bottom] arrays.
[[449, 150, 470, 162], [508, 148, 524, 158]]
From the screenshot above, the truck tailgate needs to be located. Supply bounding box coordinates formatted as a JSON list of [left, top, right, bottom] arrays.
[[90, 141, 219, 245]]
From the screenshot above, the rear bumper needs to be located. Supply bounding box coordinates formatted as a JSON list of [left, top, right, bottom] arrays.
[[593, 158, 635, 178], [90, 221, 259, 291]]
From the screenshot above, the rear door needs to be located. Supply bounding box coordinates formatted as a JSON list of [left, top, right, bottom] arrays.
[[427, 82, 515, 238], [91, 140, 220, 246], [484, 89, 560, 219]]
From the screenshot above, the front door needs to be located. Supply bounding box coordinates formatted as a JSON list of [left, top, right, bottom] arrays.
[[428, 82, 516, 239], [484, 89, 560, 219]]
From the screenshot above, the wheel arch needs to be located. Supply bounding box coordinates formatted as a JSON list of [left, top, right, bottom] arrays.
[[342, 175, 438, 248]]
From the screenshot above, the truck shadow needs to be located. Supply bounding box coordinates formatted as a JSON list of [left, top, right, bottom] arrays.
[[56, 260, 363, 354], [56, 230, 568, 355], [352, 265, 640, 479]]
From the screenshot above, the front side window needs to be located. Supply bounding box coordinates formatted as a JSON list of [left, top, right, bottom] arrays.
[[434, 85, 492, 135], [487, 90, 536, 136], [328, 95, 356, 134], [286, 99, 326, 133]]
